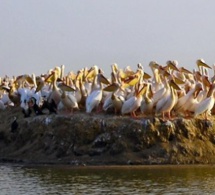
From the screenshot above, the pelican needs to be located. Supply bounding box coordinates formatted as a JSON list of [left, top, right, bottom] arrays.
[[122, 67, 144, 87], [152, 75, 170, 107], [74, 70, 87, 109], [103, 82, 126, 114], [196, 74, 211, 102], [140, 83, 154, 116], [3, 83, 20, 106], [85, 67, 110, 113], [111, 93, 125, 114], [0, 86, 12, 106], [174, 82, 203, 116], [164, 60, 180, 76], [194, 84, 215, 120], [15, 74, 35, 88], [45, 69, 62, 106], [149, 61, 163, 92], [58, 83, 78, 114], [121, 84, 147, 117], [155, 79, 180, 120]]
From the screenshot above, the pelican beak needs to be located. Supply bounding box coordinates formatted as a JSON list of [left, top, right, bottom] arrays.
[[167, 61, 180, 71], [170, 80, 181, 90], [118, 69, 127, 79], [180, 67, 192, 74], [58, 83, 76, 92], [103, 83, 119, 92], [75, 72, 81, 81], [137, 84, 147, 96], [197, 59, 212, 69], [112, 63, 118, 73], [143, 72, 151, 80], [35, 81, 44, 93], [57, 78, 63, 82], [85, 67, 94, 80], [99, 74, 110, 85], [81, 68, 88, 81], [45, 71, 55, 83], [163, 70, 171, 78], [123, 75, 139, 86], [173, 76, 185, 85], [110, 72, 117, 83]]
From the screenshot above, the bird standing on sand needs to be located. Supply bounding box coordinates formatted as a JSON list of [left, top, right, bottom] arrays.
[[29, 97, 44, 115]]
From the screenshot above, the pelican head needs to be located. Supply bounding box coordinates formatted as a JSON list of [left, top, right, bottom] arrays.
[[196, 59, 212, 69], [166, 60, 179, 71], [149, 61, 159, 69]]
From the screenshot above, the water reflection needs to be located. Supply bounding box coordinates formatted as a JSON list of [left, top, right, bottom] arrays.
[[0, 164, 215, 194]]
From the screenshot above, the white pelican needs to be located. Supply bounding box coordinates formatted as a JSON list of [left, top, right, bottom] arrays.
[[155, 79, 180, 120], [2, 75, 34, 107], [74, 70, 88, 109], [0, 86, 12, 106], [165, 60, 180, 75], [111, 93, 125, 114], [15, 74, 35, 88], [85, 69, 110, 113], [152, 75, 170, 107], [58, 83, 78, 114], [121, 84, 147, 117], [45, 69, 62, 106], [102, 82, 126, 114], [122, 67, 145, 87], [194, 84, 215, 120], [196, 75, 211, 103], [149, 61, 163, 92], [174, 82, 203, 116], [140, 83, 154, 116], [2, 83, 20, 106]]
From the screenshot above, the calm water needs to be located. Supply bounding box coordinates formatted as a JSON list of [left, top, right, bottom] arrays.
[[1, 164, 215, 194]]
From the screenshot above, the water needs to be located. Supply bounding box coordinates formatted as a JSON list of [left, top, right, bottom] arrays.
[[1, 164, 215, 194]]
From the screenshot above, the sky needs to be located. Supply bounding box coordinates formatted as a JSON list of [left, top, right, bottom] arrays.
[[1, 0, 215, 77]]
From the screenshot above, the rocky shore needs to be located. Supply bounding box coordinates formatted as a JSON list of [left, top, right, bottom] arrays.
[[0, 106, 215, 166]]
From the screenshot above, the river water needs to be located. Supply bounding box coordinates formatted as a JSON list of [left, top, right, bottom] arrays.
[[1, 164, 215, 194]]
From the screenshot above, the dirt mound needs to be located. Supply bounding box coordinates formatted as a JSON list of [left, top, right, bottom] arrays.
[[0, 106, 215, 165]]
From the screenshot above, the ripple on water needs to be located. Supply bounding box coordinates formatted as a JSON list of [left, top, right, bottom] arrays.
[[0, 164, 215, 194]]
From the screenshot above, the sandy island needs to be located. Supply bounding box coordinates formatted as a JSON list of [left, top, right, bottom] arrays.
[[0, 106, 215, 166]]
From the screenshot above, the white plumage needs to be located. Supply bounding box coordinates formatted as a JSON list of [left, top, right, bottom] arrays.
[[86, 89, 103, 113]]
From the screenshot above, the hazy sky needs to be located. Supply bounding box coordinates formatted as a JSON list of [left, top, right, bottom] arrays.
[[1, 0, 215, 77]]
